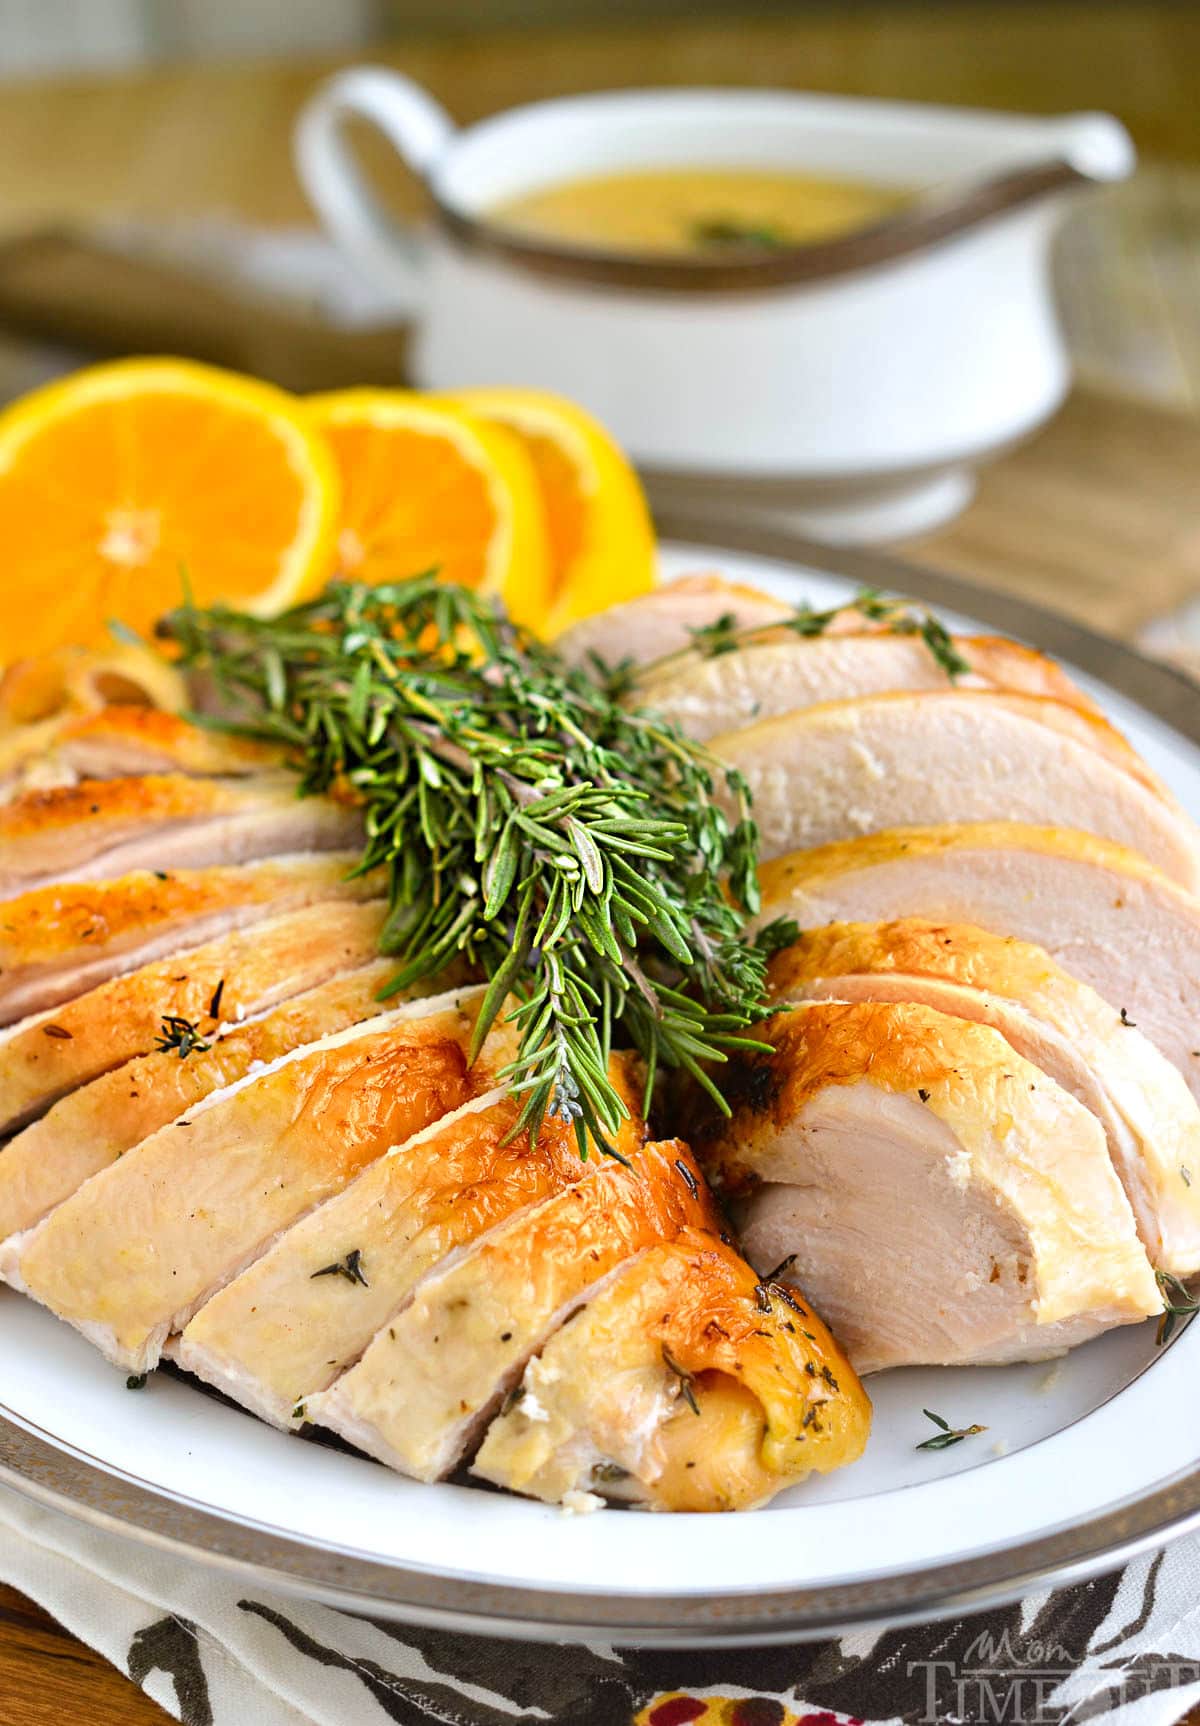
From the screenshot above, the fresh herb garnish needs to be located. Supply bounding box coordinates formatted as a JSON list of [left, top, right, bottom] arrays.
[[591, 1460, 630, 1482], [628, 589, 971, 689], [1156, 1269, 1200, 1346], [662, 1344, 701, 1416], [162, 575, 772, 1156], [310, 1248, 369, 1288], [691, 217, 788, 252], [154, 1014, 211, 1059], [916, 1408, 987, 1451], [754, 916, 801, 957], [760, 1255, 796, 1286]]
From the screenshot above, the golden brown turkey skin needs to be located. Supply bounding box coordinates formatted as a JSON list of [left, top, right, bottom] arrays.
[[636, 631, 1098, 744], [175, 1063, 648, 1433], [765, 917, 1200, 1274], [1, 704, 282, 797], [0, 898, 388, 1134], [0, 771, 362, 896], [303, 1131, 715, 1477], [712, 692, 1200, 885], [698, 999, 1160, 1372], [474, 1218, 870, 1511], [754, 822, 1200, 1105], [13, 994, 494, 1373], [0, 961, 461, 1248], [0, 853, 386, 1023]]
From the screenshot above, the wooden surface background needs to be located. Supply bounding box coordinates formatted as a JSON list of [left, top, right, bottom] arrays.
[[1, 6, 1199, 1721]]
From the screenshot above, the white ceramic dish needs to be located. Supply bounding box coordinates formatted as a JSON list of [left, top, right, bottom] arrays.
[[2, 521, 1197, 1646], [294, 76, 1133, 540]]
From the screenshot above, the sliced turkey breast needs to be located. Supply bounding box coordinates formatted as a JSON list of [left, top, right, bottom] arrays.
[[697, 1000, 1160, 1372], [11, 989, 491, 1373], [0, 853, 386, 1024], [636, 633, 1095, 743], [0, 772, 362, 898], [1, 705, 280, 799], [303, 1136, 714, 1479], [472, 1224, 871, 1512], [556, 574, 791, 670], [767, 920, 1200, 1275], [0, 898, 387, 1134], [0, 958, 450, 1250], [0, 644, 188, 790], [712, 693, 1200, 887], [177, 1069, 646, 1434], [755, 823, 1200, 1104]]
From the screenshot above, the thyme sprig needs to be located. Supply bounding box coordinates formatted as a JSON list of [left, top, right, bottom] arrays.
[[1156, 1269, 1200, 1346], [605, 588, 971, 696], [155, 1014, 212, 1060], [916, 1408, 988, 1451], [161, 575, 778, 1156]]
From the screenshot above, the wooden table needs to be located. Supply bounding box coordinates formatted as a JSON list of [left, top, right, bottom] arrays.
[[1, 10, 1199, 1720], [0, 1586, 165, 1726], [909, 386, 1200, 639]]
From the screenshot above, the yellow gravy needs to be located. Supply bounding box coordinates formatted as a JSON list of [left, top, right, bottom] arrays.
[[488, 166, 912, 257]]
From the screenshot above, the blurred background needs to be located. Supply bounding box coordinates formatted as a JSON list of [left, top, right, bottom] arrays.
[[0, 0, 1197, 641], [1, 1, 1197, 399]]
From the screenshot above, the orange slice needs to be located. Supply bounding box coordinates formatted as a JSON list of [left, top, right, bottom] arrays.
[[437, 387, 656, 636], [305, 390, 551, 628], [0, 357, 339, 658]]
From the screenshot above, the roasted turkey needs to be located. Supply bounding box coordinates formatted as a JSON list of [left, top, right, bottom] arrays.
[[4, 572, 1198, 1510], [756, 823, 1200, 1103]]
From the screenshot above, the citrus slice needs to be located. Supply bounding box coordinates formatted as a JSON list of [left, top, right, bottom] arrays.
[[0, 357, 339, 658], [436, 387, 656, 636], [305, 390, 551, 628]]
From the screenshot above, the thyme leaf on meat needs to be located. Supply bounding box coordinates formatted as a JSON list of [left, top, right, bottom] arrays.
[[162, 575, 775, 1159], [591, 1460, 631, 1482], [618, 588, 971, 691], [154, 1014, 212, 1059], [310, 1248, 369, 1288], [916, 1408, 988, 1451], [662, 1345, 701, 1416], [1156, 1269, 1200, 1346]]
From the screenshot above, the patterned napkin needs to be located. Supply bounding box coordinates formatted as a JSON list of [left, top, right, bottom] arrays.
[[4, 1482, 1200, 1725]]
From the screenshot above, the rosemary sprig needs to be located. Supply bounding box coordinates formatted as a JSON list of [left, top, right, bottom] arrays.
[[916, 1408, 988, 1451], [161, 575, 775, 1156], [1156, 1269, 1200, 1346], [605, 588, 971, 694]]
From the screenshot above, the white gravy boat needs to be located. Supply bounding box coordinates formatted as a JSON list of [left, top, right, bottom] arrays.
[[295, 74, 1133, 541]]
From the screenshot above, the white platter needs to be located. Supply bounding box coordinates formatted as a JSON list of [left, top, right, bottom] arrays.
[[2, 514, 1199, 1646]]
